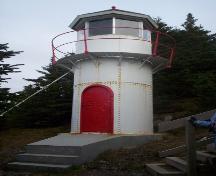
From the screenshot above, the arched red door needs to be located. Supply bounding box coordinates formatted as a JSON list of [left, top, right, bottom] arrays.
[[81, 84, 114, 133]]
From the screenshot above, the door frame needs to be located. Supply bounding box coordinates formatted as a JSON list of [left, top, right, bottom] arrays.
[[80, 84, 114, 133]]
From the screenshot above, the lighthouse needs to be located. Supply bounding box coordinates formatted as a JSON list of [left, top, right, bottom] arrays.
[[52, 7, 175, 135], [8, 8, 176, 170]]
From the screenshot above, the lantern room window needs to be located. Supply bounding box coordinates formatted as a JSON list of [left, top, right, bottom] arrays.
[[115, 18, 140, 37], [87, 18, 149, 39], [143, 30, 151, 42], [89, 18, 113, 36]]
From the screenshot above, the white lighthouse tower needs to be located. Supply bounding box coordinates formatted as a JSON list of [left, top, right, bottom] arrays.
[[52, 7, 175, 135]]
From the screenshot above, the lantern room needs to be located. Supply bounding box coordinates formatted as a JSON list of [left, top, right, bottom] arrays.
[[69, 6, 156, 55]]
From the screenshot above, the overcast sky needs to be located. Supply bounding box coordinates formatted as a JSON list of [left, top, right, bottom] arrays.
[[1, 0, 216, 92]]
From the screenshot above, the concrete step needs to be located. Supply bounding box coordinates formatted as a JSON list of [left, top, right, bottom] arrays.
[[16, 153, 81, 165], [26, 145, 81, 155], [8, 162, 71, 172], [165, 157, 187, 172], [196, 150, 216, 164], [146, 163, 185, 176], [206, 143, 216, 153]]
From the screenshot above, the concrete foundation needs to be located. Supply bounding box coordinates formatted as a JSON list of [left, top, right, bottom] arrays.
[[8, 133, 162, 171]]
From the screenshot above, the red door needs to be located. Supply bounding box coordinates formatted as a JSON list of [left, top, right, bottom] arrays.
[[81, 85, 114, 133]]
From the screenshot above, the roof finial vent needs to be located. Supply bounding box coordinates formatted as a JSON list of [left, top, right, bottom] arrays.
[[111, 6, 116, 10]]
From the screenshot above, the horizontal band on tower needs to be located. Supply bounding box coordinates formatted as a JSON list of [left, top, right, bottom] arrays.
[[74, 81, 152, 89]]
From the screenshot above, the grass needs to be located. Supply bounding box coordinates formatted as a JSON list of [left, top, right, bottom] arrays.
[[0, 127, 69, 169]]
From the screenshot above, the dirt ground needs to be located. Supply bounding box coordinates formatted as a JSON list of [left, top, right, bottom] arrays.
[[0, 127, 213, 176]]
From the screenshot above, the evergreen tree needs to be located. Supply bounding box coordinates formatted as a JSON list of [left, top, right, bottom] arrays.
[[7, 64, 73, 128], [0, 43, 23, 112], [154, 17, 173, 33], [182, 13, 198, 32], [0, 43, 23, 130], [0, 43, 23, 83], [154, 13, 216, 116]]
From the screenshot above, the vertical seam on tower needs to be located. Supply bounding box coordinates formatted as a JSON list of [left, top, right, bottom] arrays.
[[71, 85, 75, 132], [117, 64, 121, 133], [77, 85, 80, 133], [77, 65, 81, 133]]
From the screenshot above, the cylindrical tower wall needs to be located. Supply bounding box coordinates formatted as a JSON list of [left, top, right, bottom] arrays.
[[71, 58, 153, 134]]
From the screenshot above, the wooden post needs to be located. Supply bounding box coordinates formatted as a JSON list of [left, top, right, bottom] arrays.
[[185, 119, 197, 176]]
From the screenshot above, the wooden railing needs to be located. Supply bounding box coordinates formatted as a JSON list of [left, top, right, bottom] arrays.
[[157, 109, 216, 176], [158, 109, 216, 132]]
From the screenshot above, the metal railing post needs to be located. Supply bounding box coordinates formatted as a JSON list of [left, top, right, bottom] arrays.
[[153, 31, 160, 56], [167, 48, 174, 68], [185, 119, 197, 176], [83, 28, 88, 55], [52, 44, 56, 65]]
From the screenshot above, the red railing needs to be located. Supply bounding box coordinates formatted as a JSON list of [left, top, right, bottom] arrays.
[[51, 27, 176, 67]]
